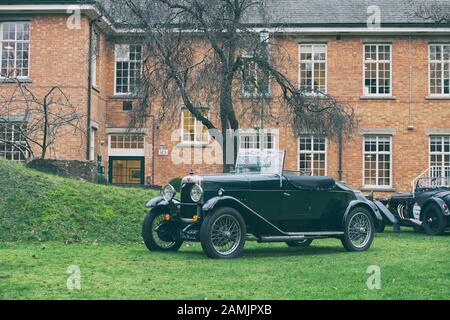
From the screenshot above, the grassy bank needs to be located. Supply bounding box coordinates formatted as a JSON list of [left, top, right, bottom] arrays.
[[0, 160, 158, 243]]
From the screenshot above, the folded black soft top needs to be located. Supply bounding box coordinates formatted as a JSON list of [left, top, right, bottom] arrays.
[[285, 175, 336, 190]]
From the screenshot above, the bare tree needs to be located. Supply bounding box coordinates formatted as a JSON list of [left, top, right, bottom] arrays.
[[97, 0, 357, 171], [409, 0, 450, 24], [0, 77, 85, 160]]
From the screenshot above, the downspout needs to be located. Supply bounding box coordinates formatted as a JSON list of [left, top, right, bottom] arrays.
[[150, 115, 156, 185], [338, 128, 343, 182], [86, 19, 93, 160], [86, 16, 102, 160], [407, 36, 415, 131]]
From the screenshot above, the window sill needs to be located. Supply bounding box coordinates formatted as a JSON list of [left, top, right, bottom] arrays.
[[176, 142, 212, 148], [0, 78, 32, 84], [425, 95, 450, 100], [109, 95, 140, 100], [360, 95, 396, 100], [361, 187, 396, 192]]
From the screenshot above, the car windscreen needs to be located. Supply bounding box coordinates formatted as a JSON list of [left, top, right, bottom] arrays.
[[235, 150, 285, 176]]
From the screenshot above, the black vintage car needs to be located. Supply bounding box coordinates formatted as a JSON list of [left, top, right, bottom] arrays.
[[377, 169, 450, 236], [142, 150, 384, 259]]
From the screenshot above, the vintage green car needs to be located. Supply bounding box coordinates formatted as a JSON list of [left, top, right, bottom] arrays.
[[143, 150, 383, 259]]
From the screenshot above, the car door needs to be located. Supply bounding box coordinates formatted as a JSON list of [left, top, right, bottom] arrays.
[[280, 186, 315, 231], [244, 174, 283, 222]]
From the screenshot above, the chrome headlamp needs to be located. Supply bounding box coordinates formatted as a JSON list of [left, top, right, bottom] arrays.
[[161, 184, 176, 202], [190, 184, 204, 203]]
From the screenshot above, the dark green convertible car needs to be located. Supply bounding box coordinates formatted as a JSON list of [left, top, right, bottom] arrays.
[[143, 151, 383, 259]]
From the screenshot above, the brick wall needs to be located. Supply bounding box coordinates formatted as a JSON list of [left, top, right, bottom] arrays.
[[2, 14, 449, 194]]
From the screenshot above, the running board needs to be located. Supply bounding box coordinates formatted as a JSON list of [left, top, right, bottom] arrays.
[[407, 219, 423, 227], [259, 232, 344, 243]]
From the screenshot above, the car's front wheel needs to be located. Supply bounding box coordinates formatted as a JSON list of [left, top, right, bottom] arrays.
[[200, 207, 246, 259], [142, 211, 183, 252], [341, 207, 375, 252], [422, 204, 447, 236]]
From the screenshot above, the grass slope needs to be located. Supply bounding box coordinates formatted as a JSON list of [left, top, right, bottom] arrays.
[[0, 160, 158, 243], [0, 229, 449, 300]]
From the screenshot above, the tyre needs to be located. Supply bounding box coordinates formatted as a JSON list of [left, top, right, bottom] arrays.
[[422, 204, 447, 236], [286, 239, 313, 248], [142, 211, 183, 252], [341, 207, 375, 252], [200, 207, 246, 259]]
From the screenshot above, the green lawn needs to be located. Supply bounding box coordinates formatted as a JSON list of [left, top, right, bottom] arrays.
[[1, 229, 449, 300]]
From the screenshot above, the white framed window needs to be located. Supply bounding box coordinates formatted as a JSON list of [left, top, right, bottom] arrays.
[[115, 44, 142, 95], [241, 51, 270, 97], [89, 128, 96, 161], [239, 130, 277, 151], [0, 122, 28, 161], [363, 135, 392, 188], [299, 44, 327, 93], [109, 134, 145, 157], [429, 44, 450, 96], [0, 22, 30, 79], [181, 109, 209, 144], [429, 136, 450, 178], [364, 44, 392, 96], [91, 31, 100, 87], [298, 136, 327, 176]]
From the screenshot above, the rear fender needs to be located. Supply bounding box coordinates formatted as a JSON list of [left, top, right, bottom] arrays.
[[421, 197, 448, 219], [202, 196, 285, 236], [342, 200, 383, 228]]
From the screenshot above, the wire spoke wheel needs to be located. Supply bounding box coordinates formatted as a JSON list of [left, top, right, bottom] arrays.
[[151, 214, 176, 249], [348, 212, 372, 249], [210, 214, 242, 256]]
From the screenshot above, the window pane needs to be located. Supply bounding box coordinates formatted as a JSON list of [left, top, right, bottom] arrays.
[[364, 44, 391, 95], [299, 136, 327, 176], [114, 44, 142, 94], [364, 136, 391, 187], [300, 44, 327, 92]]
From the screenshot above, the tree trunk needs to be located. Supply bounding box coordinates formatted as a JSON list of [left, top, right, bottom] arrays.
[[42, 98, 48, 159]]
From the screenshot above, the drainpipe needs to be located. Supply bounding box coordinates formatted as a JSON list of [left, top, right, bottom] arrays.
[[407, 36, 415, 131], [338, 128, 343, 181], [86, 20, 93, 160], [86, 16, 102, 160], [150, 115, 156, 185]]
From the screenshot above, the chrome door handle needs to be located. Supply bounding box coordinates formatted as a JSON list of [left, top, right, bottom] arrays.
[[284, 192, 291, 197]]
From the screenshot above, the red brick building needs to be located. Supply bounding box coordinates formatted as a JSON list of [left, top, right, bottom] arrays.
[[1, 1, 449, 195]]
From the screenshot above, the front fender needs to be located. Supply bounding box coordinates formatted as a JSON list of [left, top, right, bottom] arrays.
[[146, 196, 180, 209], [342, 200, 383, 226]]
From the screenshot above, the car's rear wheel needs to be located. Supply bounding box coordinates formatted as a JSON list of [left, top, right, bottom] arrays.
[[286, 239, 313, 248], [422, 204, 447, 236], [200, 207, 246, 259], [341, 207, 374, 252], [142, 211, 183, 252]]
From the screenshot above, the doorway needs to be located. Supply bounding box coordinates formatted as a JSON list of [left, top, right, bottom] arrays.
[[108, 157, 145, 185]]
